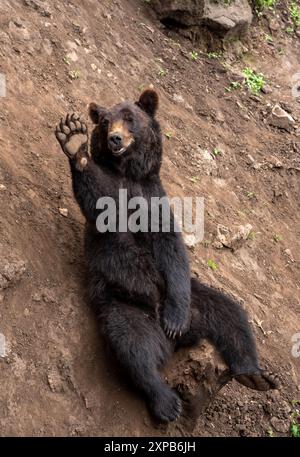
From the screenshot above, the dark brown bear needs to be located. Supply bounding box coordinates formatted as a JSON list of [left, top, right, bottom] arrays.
[[55, 89, 279, 423]]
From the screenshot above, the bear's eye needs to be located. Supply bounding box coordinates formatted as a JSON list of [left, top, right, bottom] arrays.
[[124, 113, 134, 123], [102, 118, 109, 128]]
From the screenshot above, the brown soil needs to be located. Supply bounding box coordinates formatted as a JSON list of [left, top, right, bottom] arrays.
[[0, 0, 299, 437]]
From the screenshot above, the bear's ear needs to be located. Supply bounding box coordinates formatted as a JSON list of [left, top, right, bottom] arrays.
[[88, 102, 107, 124], [136, 89, 159, 117]]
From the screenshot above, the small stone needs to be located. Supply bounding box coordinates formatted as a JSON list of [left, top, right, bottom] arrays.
[[0, 184, 6, 191], [67, 50, 78, 62], [270, 417, 288, 433], [32, 293, 41, 302], [215, 111, 225, 123], [184, 234, 198, 248], [59, 208, 68, 217], [268, 104, 295, 132], [91, 63, 97, 71], [47, 369, 65, 393], [261, 85, 272, 94], [173, 93, 185, 104]]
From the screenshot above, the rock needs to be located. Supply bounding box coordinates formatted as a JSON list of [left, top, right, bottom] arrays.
[[66, 50, 78, 62], [8, 20, 31, 41], [0, 259, 27, 290], [268, 104, 295, 132], [203, 0, 253, 36], [213, 223, 253, 251], [261, 85, 272, 94], [166, 341, 231, 433], [152, 0, 252, 37], [59, 208, 68, 217], [42, 38, 53, 56], [268, 17, 281, 32], [215, 110, 225, 123], [173, 93, 185, 104], [184, 233, 198, 248], [47, 368, 65, 393], [0, 333, 6, 358], [0, 31, 10, 45], [196, 148, 217, 175], [270, 417, 288, 433]]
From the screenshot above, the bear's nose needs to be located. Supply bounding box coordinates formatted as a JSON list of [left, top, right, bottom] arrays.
[[108, 133, 123, 148]]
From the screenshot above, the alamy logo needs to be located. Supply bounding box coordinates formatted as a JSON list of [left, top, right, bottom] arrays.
[[292, 72, 300, 98], [0, 333, 6, 357], [0, 73, 6, 97], [96, 189, 204, 243], [291, 333, 300, 358]]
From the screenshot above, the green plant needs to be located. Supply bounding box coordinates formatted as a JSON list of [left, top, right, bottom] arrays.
[[63, 57, 71, 66], [189, 51, 199, 61], [273, 233, 283, 243], [164, 132, 173, 139], [290, 2, 300, 27], [225, 81, 242, 92], [277, 47, 285, 55], [207, 51, 222, 59], [290, 401, 300, 437], [212, 147, 221, 156], [243, 67, 266, 94], [69, 70, 80, 80], [247, 231, 256, 240], [264, 33, 273, 42], [254, 0, 277, 10], [286, 26, 295, 34], [158, 68, 167, 77], [207, 259, 218, 271], [189, 176, 199, 183]]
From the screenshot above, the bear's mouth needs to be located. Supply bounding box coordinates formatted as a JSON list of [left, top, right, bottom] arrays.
[[111, 146, 126, 157]]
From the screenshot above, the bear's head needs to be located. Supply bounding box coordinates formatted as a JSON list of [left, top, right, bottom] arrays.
[[88, 89, 162, 180]]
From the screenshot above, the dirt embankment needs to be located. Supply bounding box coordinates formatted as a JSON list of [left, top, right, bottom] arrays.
[[0, 0, 299, 437]]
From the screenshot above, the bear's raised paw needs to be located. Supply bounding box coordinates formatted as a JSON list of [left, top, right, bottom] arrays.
[[55, 113, 88, 159]]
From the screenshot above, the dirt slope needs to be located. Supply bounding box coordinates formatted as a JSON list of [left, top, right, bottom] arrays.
[[0, 0, 299, 437]]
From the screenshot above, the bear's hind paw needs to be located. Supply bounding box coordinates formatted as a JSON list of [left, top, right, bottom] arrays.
[[235, 369, 281, 391]]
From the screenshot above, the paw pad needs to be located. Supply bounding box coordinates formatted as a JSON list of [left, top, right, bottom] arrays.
[[55, 113, 88, 158]]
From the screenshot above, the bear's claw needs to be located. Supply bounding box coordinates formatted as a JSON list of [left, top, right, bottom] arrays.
[[151, 388, 182, 423], [162, 302, 190, 340], [235, 369, 281, 391]]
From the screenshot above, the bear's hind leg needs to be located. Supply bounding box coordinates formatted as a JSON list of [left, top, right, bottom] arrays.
[[177, 279, 280, 391], [100, 302, 182, 422]]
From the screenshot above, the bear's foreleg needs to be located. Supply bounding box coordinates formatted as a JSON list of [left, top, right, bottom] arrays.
[[55, 114, 118, 223], [152, 231, 191, 340]]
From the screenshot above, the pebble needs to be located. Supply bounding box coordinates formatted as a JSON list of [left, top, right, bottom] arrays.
[[268, 104, 295, 132], [66, 50, 78, 62], [270, 417, 288, 433]]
